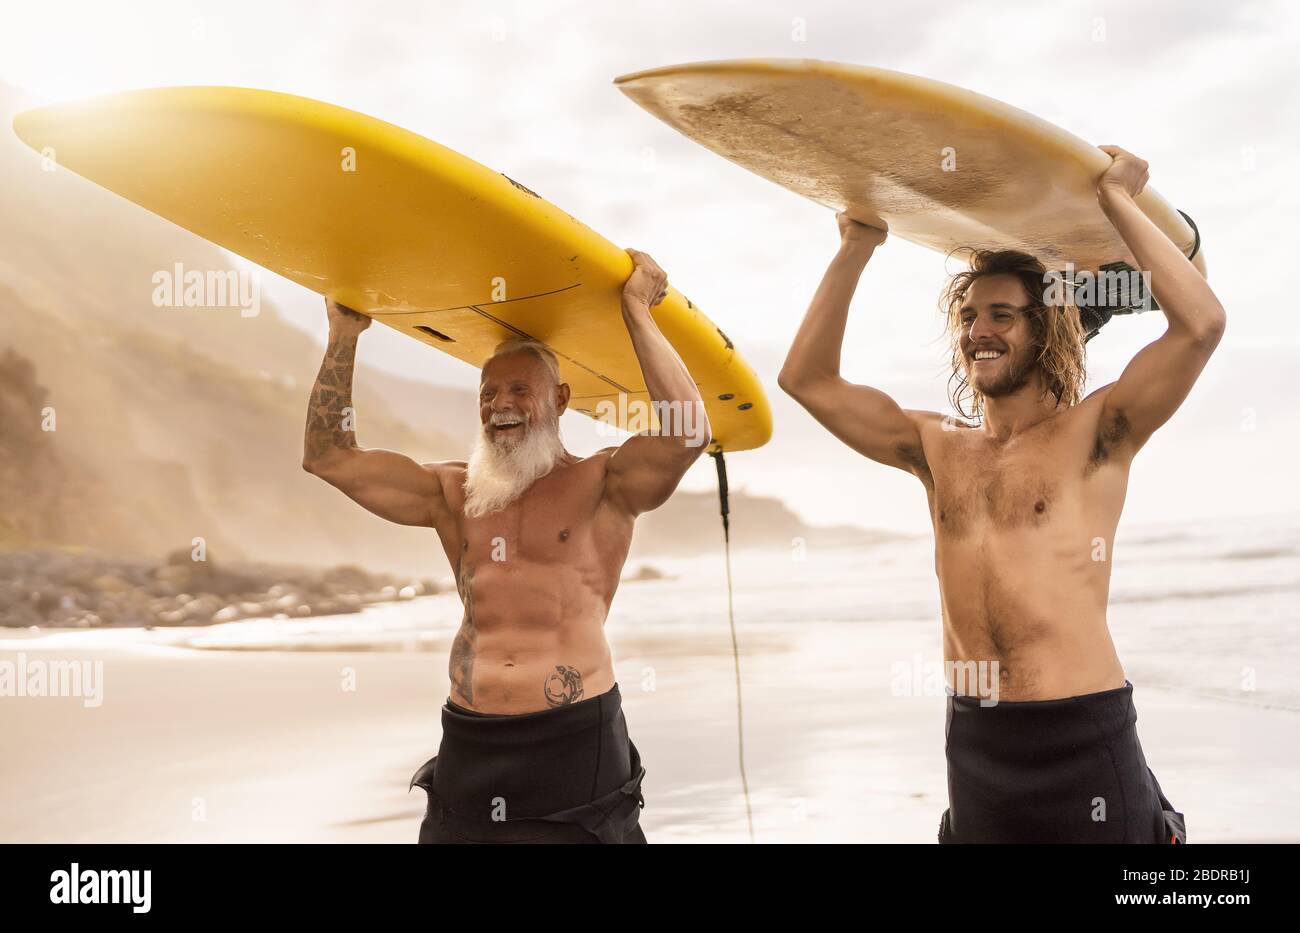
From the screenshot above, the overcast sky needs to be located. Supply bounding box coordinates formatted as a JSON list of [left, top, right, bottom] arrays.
[[4, 0, 1297, 534]]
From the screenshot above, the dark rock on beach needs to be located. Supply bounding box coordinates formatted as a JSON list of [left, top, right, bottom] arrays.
[[0, 548, 439, 629]]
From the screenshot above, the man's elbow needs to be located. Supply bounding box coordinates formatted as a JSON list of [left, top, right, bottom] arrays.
[[691, 422, 713, 454], [302, 457, 328, 480], [776, 367, 801, 397], [675, 402, 711, 453], [780, 369, 837, 408], [1178, 306, 1226, 352], [302, 451, 341, 481], [674, 434, 710, 464], [1198, 305, 1227, 347], [778, 366, 825, 400]]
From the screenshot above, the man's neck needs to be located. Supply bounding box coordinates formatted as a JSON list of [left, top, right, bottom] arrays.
[[980, 381, 1061, 440]]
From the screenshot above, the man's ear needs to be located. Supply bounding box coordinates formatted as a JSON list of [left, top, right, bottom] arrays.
[[556, 382, 571, 414]]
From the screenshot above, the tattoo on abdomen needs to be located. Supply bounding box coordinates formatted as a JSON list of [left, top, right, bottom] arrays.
[[450, 566, 475, 704], [544, 666, 584, 707], [450, 631, 475, 705]]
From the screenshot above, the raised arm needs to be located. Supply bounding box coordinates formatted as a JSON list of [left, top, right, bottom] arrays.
[[1093, 146, 1227, 456], [778, 215, 931, 477], [301, 299, 450, 528], [603, 250, 712, 516]]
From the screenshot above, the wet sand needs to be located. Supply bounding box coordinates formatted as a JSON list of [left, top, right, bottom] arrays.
[[0, 619, 1294, 842]]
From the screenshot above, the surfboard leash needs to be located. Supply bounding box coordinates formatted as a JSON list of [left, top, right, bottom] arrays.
[[711, 449, 755, 843], [1177, 209, 1202, 264]]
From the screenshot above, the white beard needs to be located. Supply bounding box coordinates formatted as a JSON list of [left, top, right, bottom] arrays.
[[462, 406, 565, 519]]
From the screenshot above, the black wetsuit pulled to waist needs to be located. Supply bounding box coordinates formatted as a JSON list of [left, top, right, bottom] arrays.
[[940, 681, 1185, 844], [409, 683, 646, 844]]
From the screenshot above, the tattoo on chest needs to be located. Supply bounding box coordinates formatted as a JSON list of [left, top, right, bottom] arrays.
[[544, 665, 584, 707]]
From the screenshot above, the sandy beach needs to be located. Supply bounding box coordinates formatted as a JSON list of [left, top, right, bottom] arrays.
[[2, 603, 1294, 843]]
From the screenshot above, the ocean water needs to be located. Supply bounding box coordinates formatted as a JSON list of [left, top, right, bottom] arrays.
[[34, 512, 1299, 711], [615, 511, 1300, 711]]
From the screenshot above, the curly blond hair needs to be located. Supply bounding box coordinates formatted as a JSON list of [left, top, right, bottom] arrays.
[[940, 249, 1086, 421]]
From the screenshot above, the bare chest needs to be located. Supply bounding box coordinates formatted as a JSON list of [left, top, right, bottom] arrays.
[[927, 426, 1085, 538], [459, 506, 594, 568], [439, 465, 632, 591]]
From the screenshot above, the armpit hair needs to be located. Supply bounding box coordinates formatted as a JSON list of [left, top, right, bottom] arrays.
[[1087, 408, 1131, 473], [897, 442, 934, 488]]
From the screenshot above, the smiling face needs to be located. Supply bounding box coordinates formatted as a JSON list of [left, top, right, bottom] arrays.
[[478, 350, 570, 448], [956, 274, 1041, 400], [463, 347, 571, 518], [941, 249, 1087, 421]]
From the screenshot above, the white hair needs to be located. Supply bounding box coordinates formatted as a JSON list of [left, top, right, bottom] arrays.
[[463, 367, 565, 519], [463, 395, 564, 518], [484, 337, 561, 386]]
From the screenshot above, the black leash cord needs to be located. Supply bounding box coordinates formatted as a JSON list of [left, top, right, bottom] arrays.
[[711, 449, 754, 843]]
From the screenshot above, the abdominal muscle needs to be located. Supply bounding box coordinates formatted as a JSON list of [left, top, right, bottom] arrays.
[[448, 559, 616, 715], [936, 527, 1126, 702]]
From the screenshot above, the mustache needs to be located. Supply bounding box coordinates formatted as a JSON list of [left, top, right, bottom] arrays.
[[488, 411, 528, 424], [464, 412, 564, 518]]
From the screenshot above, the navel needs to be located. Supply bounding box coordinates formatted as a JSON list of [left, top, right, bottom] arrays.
[[1034, 500, 1046, 514], [558, 529, 570, 542]]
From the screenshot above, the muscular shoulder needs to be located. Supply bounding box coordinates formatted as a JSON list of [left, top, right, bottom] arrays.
[[421, 460, 467, 512], [422, 460, 468, 482], [913, 410, 975, 434], [901, 410, 962, 486], [913, 409, 982, 450], [558, 447, 618, 481]]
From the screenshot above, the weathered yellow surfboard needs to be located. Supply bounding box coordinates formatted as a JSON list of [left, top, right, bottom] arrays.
[[13, 86, 772, 452], [616, 59, 1207, 278]]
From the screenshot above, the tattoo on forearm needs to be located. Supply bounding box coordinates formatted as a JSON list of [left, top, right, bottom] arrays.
[[450, 566, 476, 703], [544, 665, 584, 707], [304, 334, 360, 461]]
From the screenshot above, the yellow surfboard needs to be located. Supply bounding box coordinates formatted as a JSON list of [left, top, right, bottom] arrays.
[[13, 86, 771, 452], [616, 59, 1207, 279]]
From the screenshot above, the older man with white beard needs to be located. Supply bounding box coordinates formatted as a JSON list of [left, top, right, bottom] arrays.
[[302, 250, 709, 844]]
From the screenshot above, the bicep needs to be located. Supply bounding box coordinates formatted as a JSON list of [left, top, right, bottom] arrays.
[[789, 376, 929, 475], [603, 436, 703, 517], [1101, 327, 1220, 453], [307, 447, 448, 527]]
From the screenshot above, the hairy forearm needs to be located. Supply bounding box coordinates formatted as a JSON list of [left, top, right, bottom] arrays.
[[1100, 188, 1226, 338], [780, 244, 874, 388], [303, 330, 362, 464]]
